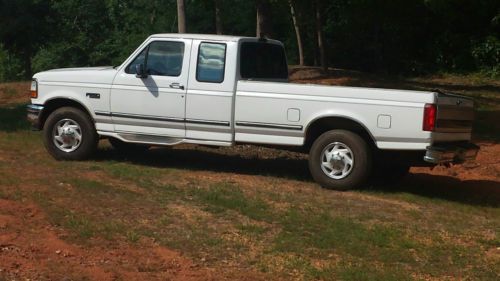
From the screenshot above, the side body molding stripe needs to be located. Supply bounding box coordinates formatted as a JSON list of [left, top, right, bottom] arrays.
[[94, 111, 230, 127], [235, 121, 303, 131]]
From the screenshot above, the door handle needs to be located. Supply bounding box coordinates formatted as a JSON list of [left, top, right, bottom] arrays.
[[169, 83, 185, 90]]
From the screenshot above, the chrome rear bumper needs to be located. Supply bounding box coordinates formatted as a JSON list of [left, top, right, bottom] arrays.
[[27, 104, 44, 130], [424, 142, 479, 164]]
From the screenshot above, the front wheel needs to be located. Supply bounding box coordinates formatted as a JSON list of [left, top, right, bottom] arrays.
[[308, 130, 372, 190], [43, 107, 98, 160]]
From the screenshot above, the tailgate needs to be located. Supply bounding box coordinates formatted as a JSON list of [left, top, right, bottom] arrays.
[[435, 92, 474, 133]]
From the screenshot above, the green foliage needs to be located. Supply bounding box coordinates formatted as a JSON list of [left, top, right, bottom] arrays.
[[0, 0, 499, 78], [0, 45, 25, 81], [32, 45, 69, 74], [472, 36, 500, 77]]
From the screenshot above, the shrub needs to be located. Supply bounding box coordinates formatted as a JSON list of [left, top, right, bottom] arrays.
[[472, 36, 500, 77]]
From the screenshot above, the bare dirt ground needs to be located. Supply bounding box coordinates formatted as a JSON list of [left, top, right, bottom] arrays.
[[0, 199, 211, 281], [0, 82, 30, 106], [0, 70, 499, 280], [412, 141, 499, 182]]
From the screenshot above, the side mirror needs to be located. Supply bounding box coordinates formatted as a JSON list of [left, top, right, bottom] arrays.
[[135, 64, 147, 78]]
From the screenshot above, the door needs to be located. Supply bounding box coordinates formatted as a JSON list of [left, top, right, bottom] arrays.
[[185, 40, 237, 142], [110, 39, 192, 137]]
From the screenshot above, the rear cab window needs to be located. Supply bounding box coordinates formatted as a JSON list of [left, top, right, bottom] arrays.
[[239, 41, 288, 81]]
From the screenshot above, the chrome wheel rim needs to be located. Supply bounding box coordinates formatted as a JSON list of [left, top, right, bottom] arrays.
[[320, 142, 354, 179], [52, 118, 82, 153]]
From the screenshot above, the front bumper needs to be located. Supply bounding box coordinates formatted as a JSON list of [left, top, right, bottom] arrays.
[[26, 104, 44, 130], [424, 142, 479, 164]]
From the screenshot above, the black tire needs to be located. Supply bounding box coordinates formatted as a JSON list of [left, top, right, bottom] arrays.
[[43, 107, 98, 160], [108, 138, 149, 153], [308, 130, 372, 190]]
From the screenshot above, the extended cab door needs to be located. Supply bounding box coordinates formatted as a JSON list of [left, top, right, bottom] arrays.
[[110, 38, 192, 137], [185, 40, 237, 142]]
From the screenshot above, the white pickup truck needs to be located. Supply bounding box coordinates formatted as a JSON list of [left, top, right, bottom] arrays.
[[27, 33, 479, 190]]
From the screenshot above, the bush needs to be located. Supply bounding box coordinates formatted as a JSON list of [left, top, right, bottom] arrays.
[[472, 36, 500, 77], [0, 45, 25, 82], [32, 45, 68, 74]]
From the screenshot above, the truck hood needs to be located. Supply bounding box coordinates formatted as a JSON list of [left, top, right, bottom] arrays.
[[33, 66, 118, 85]]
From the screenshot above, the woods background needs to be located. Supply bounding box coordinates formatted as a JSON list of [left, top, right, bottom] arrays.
[[0, 0, 499, 82]]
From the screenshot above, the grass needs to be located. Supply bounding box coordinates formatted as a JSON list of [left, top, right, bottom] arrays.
[[0, 74, 498, 280], [191, 182, 272, 221]]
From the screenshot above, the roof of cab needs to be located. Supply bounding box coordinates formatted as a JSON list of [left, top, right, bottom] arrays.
[[150, 33, 250, 42]]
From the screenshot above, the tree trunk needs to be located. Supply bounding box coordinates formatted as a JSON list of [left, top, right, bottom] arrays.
[[25, 57, 32, 78], [315, 0, 327, 72], [23, 46, 32, 78], [256, 0, 272, 38], [215, 0, 223, 34], [289, 0, 304, 66], [177, 0, 186, 33]]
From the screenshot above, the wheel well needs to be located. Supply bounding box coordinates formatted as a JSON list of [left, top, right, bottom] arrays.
[[39, 99, 93, 129], [304, 116, 376, 151]]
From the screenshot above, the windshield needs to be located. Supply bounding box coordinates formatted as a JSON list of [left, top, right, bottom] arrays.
[[239, 42, 288, 81]]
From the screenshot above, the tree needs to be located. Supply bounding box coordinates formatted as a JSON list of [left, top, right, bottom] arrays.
[[289, 0, 304, 65], [177, 0, 186, 33], [0, 0, 51, 78], [315, 0, 327, 72], [215, 0, 223, 34], [256, 0, 272, 37]]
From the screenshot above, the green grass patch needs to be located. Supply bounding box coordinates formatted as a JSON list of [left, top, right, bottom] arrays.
[[190, 182, 272, 221], [237, 223, 268, 236], [125, 230, 141, 243], [337, 264, 411, 281], [69, 177, 140, 203], [72, 178, 111, 192], [282, 255, 336, 281], [64, 213, 95, 239], [103, 162, 164, 183], [274, 208, 416, 263]]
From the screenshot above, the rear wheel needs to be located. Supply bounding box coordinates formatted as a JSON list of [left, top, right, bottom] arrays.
[[43, 107, 98, 160], [309, 130, 372, 190]]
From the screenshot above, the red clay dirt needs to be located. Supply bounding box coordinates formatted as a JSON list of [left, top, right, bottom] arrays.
[[412, 141, 499, 182], [0, 82, 30, 106], [0, 199, 219, 281]]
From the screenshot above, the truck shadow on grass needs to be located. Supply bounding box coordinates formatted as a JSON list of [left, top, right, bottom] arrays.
[[94, 147, 500, 208], [373, 173, 500, 208], [96, 146, 313, 181]]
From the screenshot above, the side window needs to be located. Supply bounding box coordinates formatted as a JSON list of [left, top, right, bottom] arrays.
[[125, 41, 185, 76], [196, 42, 226, 83]]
